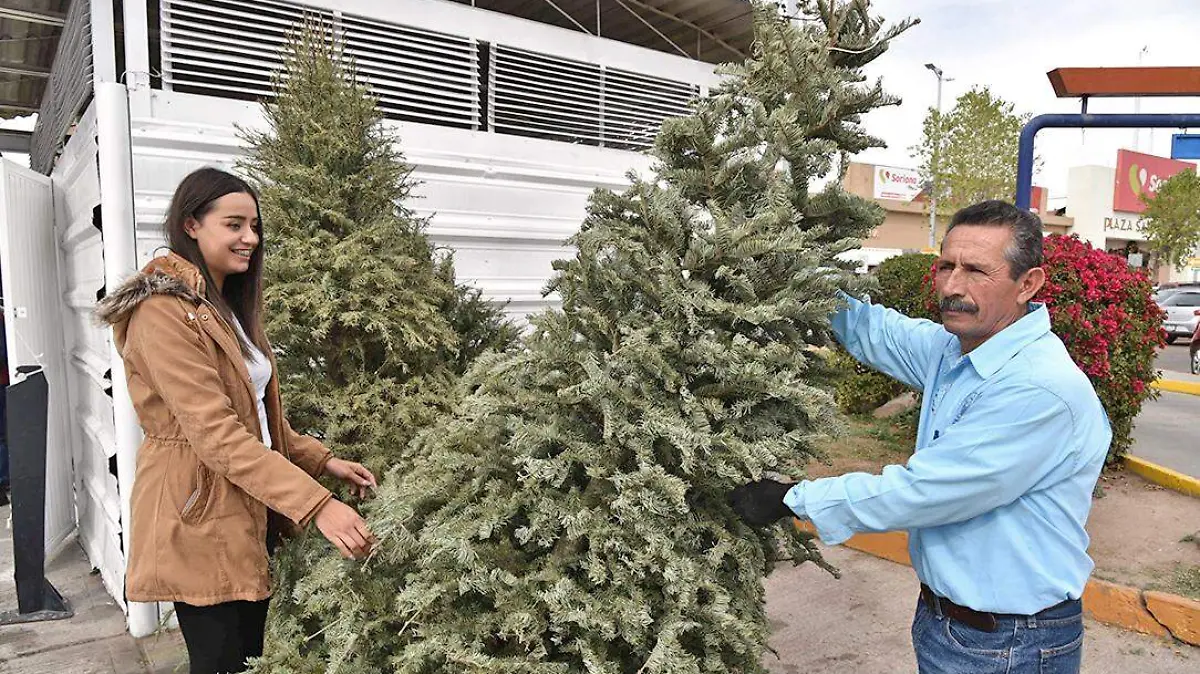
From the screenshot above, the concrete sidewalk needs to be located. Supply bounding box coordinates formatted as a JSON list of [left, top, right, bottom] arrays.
[[764, 545, 1198, 673], [0, 503, 185, 673]]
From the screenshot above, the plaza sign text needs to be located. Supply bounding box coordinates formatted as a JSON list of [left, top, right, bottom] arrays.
[[1103, 215, 1148, 236]]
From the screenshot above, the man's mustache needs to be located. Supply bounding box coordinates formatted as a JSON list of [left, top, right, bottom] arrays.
[[940, 296, 979, 314]]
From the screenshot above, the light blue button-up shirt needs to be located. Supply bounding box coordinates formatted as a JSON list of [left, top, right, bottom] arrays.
[[786, 294, 1111, 614]]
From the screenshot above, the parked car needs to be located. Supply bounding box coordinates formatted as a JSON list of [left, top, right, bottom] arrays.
[[1191, 321, 1199, 375], [1155, 288, 1182, 303], [1153, 281, 1200, 304], [1159, 289, 1200, 344]]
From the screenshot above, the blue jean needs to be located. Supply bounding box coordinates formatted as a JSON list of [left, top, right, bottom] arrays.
[[912, 596, 1084, 674]]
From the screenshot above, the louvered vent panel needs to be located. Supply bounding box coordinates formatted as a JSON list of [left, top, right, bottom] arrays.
[[490, 45, 696, 151], [32, 0, 93, 174], [160, 0, 480, 128], [490, 45, 603, 145], [600, 67, 697, 151]]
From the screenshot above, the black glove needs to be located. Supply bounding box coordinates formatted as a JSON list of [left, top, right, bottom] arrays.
[[728, 478, 796, 527]]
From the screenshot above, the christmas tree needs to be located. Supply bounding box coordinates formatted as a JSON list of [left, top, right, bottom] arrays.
[[238, 24, 517, 479], [237, 21, 516, 664], [252, 2, 909, 672]]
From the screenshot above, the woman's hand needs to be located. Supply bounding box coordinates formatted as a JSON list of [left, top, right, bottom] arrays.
[[324, 458, 377, 499], [314, 498, 376, 560]]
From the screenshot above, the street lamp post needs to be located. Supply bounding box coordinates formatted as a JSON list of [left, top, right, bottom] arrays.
[[925, 63, 952, 250]]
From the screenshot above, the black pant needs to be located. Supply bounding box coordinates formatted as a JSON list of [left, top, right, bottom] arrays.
[[174, 599, 270, 674]]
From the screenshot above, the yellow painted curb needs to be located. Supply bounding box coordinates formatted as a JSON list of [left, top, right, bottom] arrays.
[[797, 520, 911, 566], [1083, 580, 1169, 638], [1152, 378, 1200, 396], [795, 523, 1200, 646], [1123, 456, 1200, 499], [1145, 591, 1200, 645]]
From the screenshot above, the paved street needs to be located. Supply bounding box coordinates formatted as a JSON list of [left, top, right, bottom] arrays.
[[1156, 343, 1194, 377], [1125, 345, 1199, 478], [1132, 390, 1200, 478]]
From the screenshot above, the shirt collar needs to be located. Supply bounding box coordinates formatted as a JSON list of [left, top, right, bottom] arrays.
[[960, 302, 1051, 379]]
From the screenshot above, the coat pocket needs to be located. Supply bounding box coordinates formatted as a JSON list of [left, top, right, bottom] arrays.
[[178, 463, 211, 524]]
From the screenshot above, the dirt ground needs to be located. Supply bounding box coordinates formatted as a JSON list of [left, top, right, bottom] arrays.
[[1088, 470, 1200, 599], [763, 545, 1198, 674], [804, 416, 913, 480], [804, 417, 1200, 600]]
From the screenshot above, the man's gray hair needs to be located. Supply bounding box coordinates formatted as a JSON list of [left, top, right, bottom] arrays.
[[946, 200, 1044, 279]]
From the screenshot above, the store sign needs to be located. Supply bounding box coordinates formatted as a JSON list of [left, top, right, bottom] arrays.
[[1103, 215, 1148, 236], [874, 165, 923, 201], [1029, 185, 1047, 213], [1112, 149, 1195, 213]]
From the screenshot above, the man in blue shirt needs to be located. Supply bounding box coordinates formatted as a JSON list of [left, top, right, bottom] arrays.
[[731, 201, 1110, 674]]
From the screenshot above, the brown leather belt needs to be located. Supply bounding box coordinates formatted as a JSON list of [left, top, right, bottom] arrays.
[[920, 584, 998, 632]]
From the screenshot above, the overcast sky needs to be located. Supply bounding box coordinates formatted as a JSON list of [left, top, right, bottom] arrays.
[[851, 0, 1200, 202]]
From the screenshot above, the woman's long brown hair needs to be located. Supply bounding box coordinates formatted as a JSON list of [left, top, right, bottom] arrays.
[[163, 167, 269, 357]]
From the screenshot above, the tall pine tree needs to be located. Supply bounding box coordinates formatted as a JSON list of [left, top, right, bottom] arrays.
[[237, 21, 516, 662], [252, 3, 909, 672], [238, 24, 516, 479]]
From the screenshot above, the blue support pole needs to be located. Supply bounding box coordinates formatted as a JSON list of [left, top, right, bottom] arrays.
[[1015, 113, 1200, 211]]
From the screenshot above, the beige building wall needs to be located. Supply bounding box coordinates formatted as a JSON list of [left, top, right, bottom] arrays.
[[842, 162, 1072, 253]]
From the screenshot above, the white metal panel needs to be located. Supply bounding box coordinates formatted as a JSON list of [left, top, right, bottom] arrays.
[[160, 0, 481, 128], [299, 0, 721, 86], [158, 0, 707, 151], [491, 45, 698, 151], [51, 101, 127, 600], [0, 160, 75, 554], [133, 91, 653, 320]]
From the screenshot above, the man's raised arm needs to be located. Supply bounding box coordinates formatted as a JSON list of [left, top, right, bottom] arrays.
[[832, 292, 948, 391]]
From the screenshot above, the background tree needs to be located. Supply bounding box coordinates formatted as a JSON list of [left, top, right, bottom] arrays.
[[1142, 169, 1200, 271], [251, 3, 911, 672], [832, 252, 937, 415], [911, 86, 1033, 233]]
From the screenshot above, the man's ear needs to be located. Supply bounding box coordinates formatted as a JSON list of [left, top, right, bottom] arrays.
[[1018, 266, 1046, 304]]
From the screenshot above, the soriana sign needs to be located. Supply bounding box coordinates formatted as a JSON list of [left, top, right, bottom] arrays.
[[874, 165, 923, 201], [1113, 149, 1195, 213]]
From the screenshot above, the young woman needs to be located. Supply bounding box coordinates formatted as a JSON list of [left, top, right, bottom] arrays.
[[97, 167, 377, 674]]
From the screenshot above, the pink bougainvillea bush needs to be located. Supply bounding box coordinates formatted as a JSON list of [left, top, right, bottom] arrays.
[[1034, 234, 1164, 461]]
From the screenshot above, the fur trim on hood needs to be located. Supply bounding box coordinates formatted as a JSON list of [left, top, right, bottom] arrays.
[[94, 255, 206, 326]]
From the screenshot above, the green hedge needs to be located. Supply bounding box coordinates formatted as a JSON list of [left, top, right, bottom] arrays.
[[832, 252, 938, 416]]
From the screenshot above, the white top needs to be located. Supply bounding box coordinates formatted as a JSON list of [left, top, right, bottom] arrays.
[[233, 319, 274, 449]]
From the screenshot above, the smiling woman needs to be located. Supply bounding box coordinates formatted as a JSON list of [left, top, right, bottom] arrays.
[[160, 169, 269, 358], [182, 192, 261, 292], [95, 167, 380, 674]]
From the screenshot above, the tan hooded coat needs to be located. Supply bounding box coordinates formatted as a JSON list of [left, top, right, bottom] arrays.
[[97, 252, 332, 606]]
